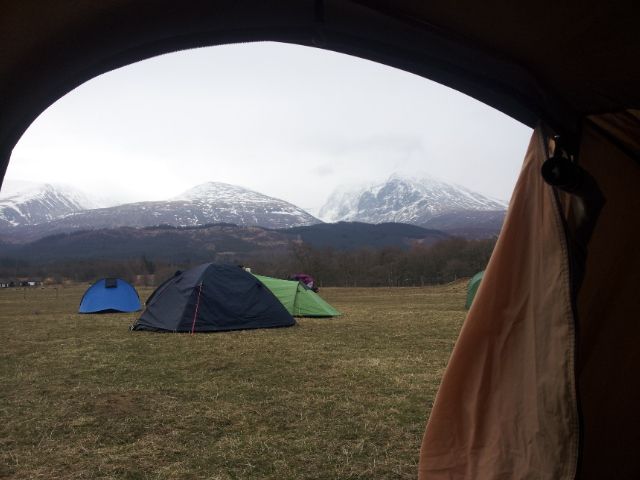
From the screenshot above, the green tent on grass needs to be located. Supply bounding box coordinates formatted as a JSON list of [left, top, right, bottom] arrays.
[[253, 274, 340, 317], [465, 271, 485, 309]]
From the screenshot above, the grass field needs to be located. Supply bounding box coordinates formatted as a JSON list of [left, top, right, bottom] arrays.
[[0, 283, 467, 479]]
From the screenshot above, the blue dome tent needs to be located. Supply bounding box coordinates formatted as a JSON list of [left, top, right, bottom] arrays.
[[79, 278, 142, 314]]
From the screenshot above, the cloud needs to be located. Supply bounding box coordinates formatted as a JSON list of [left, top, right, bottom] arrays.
[[312, 164, 334, 176]]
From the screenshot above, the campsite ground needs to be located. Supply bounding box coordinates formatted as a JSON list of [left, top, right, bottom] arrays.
[[0, 283, 467, 479]]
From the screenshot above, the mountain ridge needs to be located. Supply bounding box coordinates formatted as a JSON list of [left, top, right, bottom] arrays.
[[0, 181, 321, 240], [319, 175, 507, 224], [1, 176, 508, 241]]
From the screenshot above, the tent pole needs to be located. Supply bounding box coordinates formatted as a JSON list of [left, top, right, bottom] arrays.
[[190, 283, 203, 335]]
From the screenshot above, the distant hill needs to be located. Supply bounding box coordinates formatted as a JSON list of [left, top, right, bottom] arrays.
[[421, 210, 505, 239], [6, 224, 289, 263], [1, 222, 450, 263], [278, 222, 449, 250]]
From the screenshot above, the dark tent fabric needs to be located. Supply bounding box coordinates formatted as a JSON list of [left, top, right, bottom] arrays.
[[1, 3, 639, 479], [131, 264, 295, 332], [2, 1, 639, 175], [78, 278, 141, 313]]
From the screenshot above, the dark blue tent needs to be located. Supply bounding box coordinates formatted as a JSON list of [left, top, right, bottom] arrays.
[[79, 278, 141, 314], [131, 264, 295, 333]]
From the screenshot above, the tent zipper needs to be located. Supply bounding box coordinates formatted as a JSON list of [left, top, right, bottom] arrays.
[[540, 127, 584, 480]]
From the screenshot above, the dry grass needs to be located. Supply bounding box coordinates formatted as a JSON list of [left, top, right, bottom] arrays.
[[0, 282, 467, 479]]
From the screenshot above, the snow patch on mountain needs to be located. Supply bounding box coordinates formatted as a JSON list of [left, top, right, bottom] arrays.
[[0, 182, 101, 227], [319, 174, 507, 224], [1, 181, 322, 240], [174, 182, 272, 203], [169, 181, 321, 225], [316, 184, 365, 224]]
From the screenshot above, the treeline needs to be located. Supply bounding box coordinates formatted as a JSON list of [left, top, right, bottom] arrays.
[[0, 237, 496, 287], [250, 237, 496, 287], [0, 256, 170, 285]]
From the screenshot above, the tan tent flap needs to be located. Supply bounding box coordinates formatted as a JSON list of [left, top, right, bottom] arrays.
[[419, 127, 579, 479]]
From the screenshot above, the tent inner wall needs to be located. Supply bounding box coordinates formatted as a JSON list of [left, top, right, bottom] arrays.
[[571, 112, 640, 479]]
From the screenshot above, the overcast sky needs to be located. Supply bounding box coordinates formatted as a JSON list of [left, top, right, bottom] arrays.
[[4, 41, 532, 213]]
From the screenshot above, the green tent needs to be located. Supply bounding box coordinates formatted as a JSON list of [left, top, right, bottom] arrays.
[[465, 271, 485, 309], [253, 274, 340, 317]]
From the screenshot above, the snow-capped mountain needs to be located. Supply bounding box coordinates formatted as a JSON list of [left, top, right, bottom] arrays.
[[0, 181, 321, 241], [164, 181, 321, 228], [0, 182, 99, 228], [319, 175, 507, 225]]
